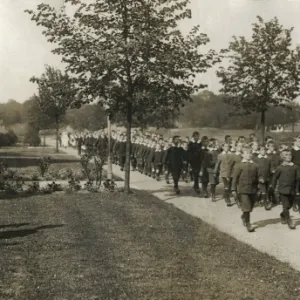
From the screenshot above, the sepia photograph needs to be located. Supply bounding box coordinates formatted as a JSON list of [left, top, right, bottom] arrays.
[[1, 0, 300, 299]]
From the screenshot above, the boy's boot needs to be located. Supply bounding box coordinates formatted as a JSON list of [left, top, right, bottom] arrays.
[[292, 196, 299, 212], [194, 181, 200, 194], [235, 193, 241, 208], [256, 193, 263, 207], [156, 171, 160, 181], [244, 212, 255, 232], [211, 184, 216, 202], [263, 194, 272, 211], [224, 189, 232, 206], [165, 171, 170, 184], [280, 211, 287, 224], [241, 212, 247, 227], [152, 168, 156, 179], [204, 183, 209, 198], [174, 183, 180, 195], [286, 210, 296, 230]]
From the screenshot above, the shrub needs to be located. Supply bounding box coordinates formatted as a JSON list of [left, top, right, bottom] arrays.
[[66, 177, 81, 193], [39, 156, 52, 177], [0, 130, 18, 147], [24, 126, 41, 146], [26, 181, 40, 194]]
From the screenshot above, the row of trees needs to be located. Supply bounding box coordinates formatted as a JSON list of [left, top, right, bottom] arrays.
[[25, 0, 300, 192], [179, 91, 300, 130]]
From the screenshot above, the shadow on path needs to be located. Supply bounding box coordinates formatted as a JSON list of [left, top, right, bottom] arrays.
[[0, 224, 65, 240], [0, 222, 30, 229], [254, 217, 300, 229]]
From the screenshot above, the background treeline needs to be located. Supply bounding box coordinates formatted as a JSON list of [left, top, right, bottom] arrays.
[[1, 91, 300, 136], [178, 91, 300, 130]]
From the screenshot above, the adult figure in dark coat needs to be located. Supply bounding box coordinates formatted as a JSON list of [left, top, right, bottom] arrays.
[[187, 131, 203, 194], [166, 136, 185, 194]]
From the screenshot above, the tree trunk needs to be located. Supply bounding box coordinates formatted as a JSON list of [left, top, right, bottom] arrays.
[[55, 120, 59, 153], [43, 133, 46, 147], [261, 110, 266, 144], [124, 102, 132, 193]]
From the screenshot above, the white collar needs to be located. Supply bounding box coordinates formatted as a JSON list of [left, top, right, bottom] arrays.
[[221, 151, 229, 155], [293, 146, 300, 151], [267, 150, 276, 154], [208, 148, 217, 151], [257, 155, 268, 159], [234, 151, 241, 155], [191, 138, 201, 144], [252, 150, 259, 153], [202, 147, 208, 150], [282, 162, 294, 166], [172, 144, 179, 148], [241, 159, 254, 163]]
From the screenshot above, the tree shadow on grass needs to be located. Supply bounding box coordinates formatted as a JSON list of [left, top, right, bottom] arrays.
[[0, 224, 64, 240]]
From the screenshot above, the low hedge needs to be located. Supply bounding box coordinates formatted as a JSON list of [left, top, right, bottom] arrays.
[[0, 130, 18, 147]]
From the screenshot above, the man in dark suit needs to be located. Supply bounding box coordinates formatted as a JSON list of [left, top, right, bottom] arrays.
[[187, 131, 203, 194], [166, 136, 185, 194]]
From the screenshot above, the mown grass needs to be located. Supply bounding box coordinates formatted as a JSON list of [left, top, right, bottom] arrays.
[[0, 190, 299, 299]]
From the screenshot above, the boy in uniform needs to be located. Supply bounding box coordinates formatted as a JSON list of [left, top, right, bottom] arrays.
[[267, 141, 281, 205], [291, 136, 300, 212], [232, 147, 258, 233], [271, 149, 299, 229], [181, 141, 190, 183], [200, 136, 210, 198], [254, 145, 272, 210], [202, 138, 219, 201], [214, 143, 235, 206]]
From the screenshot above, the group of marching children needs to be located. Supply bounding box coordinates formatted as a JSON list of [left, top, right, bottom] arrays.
[[109, 130, 300, 233]]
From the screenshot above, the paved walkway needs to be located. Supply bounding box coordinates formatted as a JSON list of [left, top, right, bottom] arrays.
[[50, 140, 300, 272]]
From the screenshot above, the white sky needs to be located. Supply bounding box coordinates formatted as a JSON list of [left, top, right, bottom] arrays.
[[1, 0, 300, 103]]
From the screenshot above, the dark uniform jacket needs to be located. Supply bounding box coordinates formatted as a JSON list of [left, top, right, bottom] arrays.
[[202, 149, 218, 173], [153, 150, 164, 165], [271, 163, 299, 195], [291, 147, 300, 167], [187, 140, 202, 169], [267, 150, 281, 173], [232, 160, 259, 194], [118, 141, 126, 157], [253, 155, 271, 182], [166, 146, 185, 171]]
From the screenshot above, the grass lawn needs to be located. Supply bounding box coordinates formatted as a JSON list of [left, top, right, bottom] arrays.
[[0, 190, 299, 300]]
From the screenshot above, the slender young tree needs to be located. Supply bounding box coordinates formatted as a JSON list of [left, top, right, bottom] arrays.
[[26, 0, 219, 192], [30, 66, 76, 152], [217, 16, 300, 142]]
